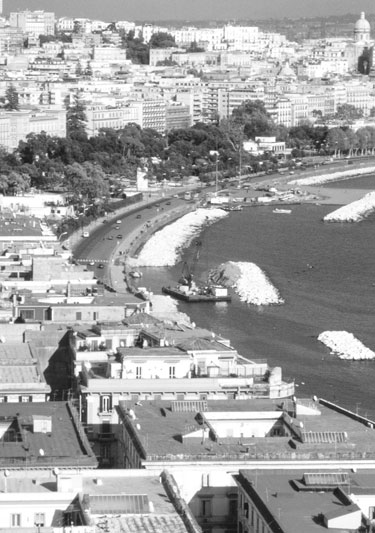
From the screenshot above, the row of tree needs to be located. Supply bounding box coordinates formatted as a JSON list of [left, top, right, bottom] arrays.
[[0, 97, 374, 201]]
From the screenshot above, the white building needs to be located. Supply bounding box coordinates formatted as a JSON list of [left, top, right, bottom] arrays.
[[9, 10, 55, 37]]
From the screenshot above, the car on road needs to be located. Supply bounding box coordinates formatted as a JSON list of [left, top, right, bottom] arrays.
[[108, 235, 114, 240], [155, 203, 160, 208], [89, 261, 95, 266], [82, 231, 89, 237], [136, 214, 142, 219], [117, 234, 123, 239], [116, 220, 122, 223], [98, 264, 104, 269], [115, 225, 120, 230], [166, 201, 171, 205]]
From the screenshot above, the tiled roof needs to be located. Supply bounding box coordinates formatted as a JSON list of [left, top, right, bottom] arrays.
[[89, 494, 149, 514], [96, 514, 188, 533]]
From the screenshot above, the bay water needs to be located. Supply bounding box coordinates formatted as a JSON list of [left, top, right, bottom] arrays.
[[142, 178, 375, 418]]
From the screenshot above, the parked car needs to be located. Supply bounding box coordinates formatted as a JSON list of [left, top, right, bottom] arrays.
[[136, 214, 142, 219], [117, 234, 123, 239], [98, 264, 104, 269]]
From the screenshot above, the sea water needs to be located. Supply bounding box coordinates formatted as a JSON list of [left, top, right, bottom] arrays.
[[141, 181, 375, 418]]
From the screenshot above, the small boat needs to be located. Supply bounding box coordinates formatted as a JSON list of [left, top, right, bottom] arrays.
[[273, 208, 292, 214], [129, 271, 142, 278]]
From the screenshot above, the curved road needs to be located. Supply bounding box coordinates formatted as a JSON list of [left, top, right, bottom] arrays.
[[73, 195, 192, 282]]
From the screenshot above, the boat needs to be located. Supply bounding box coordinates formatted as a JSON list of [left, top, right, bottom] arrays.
[[273, 208, 292, 214], [163, 239, 231, 303], [129, 270, 142, 278], [162, 284, 231, 303]]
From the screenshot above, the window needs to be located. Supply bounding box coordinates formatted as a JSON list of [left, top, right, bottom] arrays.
[[11, 514, 21, 527], [20, 309, 34, 320], [100, 443, 110, 459], [93, 312, 98, 320], [76, 312, 82, 320], [19, 396, 32, 403], [228, 498, 237, 517], [100, 395, 112, 413], [0, 396, 7, 403], [202, 473, 210, 487], [136, 366, 142, 379], [101, 421, 111, 434], [201, 499, 212, 517], [244, 502, 249, 519], [34, 513, 45, 526], [169, 366, 176, 379]]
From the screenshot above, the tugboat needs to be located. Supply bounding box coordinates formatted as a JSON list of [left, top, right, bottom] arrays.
[[162, 240, 231, 303]]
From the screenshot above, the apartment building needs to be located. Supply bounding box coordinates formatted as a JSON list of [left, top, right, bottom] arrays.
[[10, 10, 55, 37], [117, 397, 375, 533], [0, 108, 66, 152], [235, 468, 375, 533]]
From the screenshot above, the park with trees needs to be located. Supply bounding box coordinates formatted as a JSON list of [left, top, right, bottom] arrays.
[[0, 96, 373, 228]]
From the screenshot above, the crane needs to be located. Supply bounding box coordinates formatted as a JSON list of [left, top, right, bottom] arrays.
[[179, 240, 202, 288]]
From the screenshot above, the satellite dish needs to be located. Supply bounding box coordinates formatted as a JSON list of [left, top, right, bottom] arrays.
[[4, 470, 9, 477]]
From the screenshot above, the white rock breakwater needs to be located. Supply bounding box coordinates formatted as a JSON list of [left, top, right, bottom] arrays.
[[289, 165, 375, 187], [323, 191, 375, 222], [318, 331, 375, 360], [130, 208, 227, 267], [210, 261, 284, 305]]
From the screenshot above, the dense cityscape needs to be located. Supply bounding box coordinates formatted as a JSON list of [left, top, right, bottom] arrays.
[[0, 1, 375, 532]]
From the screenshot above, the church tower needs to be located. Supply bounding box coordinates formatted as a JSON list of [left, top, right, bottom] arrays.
[[354, 12, 371, 42]]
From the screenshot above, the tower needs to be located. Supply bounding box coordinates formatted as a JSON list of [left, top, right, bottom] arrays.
[[354, 12, 371, 42]]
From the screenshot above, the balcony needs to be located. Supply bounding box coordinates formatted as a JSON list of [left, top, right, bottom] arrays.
[[98, 432, 116, 441]]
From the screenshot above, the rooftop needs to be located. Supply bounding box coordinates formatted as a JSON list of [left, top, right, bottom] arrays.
[[235, 468, 375, 533], [0, 343, 49, 391], [117, 398, 375, 463], [0, 401, 97, 469]]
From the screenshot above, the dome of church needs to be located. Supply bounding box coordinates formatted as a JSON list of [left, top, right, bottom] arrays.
[[355, 12, 370, 33]]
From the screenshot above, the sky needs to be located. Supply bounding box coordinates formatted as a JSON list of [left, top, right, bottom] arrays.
[[4, 0, 375, 22]]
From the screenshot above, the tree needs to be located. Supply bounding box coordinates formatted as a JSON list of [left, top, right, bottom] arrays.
[[326, 128, 347, 157], [335, 104, 363, 125], [4, 85, 19, 111], [124, 32, 149, 64], [66, 91, 87, 140], [231, 100, 276, 140], [186, 41, 205, 53], [149, 32, 176, 49]]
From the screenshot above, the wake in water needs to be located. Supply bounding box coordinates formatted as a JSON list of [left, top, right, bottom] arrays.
[[318, 331, 375, 360], [129, 208, 228, 267], [324, 191, 375, 222], [210, 261, 284, 305]]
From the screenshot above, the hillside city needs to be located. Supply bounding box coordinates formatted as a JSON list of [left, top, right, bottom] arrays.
[[0, 3, 375, 533]]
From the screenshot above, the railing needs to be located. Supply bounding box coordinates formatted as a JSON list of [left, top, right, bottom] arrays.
[[98, 432, 116, 441]]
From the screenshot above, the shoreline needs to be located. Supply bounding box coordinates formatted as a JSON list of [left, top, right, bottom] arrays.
[[85, 167, 375, 299]]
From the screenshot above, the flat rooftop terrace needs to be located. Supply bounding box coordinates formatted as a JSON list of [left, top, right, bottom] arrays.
[[118, 398, 375, 463]]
